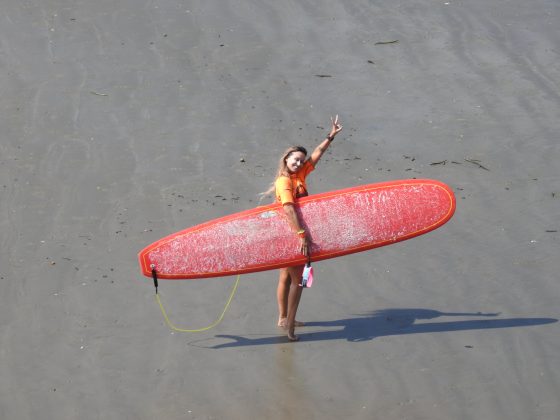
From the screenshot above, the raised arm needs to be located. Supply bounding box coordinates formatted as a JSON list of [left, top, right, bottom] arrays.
[[309, 115, 343, 167]]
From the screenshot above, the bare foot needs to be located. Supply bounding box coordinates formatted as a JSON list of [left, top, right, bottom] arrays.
[[278, 317, 305, 328], [287, 330, 299, 342]]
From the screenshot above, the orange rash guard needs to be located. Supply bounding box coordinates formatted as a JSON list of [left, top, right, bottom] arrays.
[[275, 160, 315, 205]]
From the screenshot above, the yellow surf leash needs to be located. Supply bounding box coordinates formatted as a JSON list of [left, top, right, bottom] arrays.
[[152, 264, 240, 333]]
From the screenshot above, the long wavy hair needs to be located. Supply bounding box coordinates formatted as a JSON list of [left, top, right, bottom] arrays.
[[260, 146, 308, 200]]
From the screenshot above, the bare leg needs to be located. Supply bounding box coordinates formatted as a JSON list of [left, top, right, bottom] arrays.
[[277, 268, 290, 325], [277, 268, 305, 328], [286, 265, 304, 341]]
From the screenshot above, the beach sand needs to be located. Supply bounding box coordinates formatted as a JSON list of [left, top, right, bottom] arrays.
[[1, 1, 559, 419]]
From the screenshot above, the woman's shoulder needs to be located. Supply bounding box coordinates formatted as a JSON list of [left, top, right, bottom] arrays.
[[303, 159, 315, 169], [275, 175, 290, 186]]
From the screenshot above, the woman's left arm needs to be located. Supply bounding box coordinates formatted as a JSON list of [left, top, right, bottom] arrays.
[[309, 115, 343, 166]]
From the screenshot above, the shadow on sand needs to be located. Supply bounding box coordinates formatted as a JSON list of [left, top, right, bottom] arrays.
[[193, 309, 557, 349]]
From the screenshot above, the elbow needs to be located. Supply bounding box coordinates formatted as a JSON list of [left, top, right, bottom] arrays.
[[282, 202, 295, 213], [282, 203, 298, 218]]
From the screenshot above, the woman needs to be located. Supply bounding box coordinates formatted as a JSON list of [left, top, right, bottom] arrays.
[[270, 115, 342, 341]]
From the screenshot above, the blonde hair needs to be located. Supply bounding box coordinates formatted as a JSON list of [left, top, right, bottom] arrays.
[[260, 146, 308, 201]]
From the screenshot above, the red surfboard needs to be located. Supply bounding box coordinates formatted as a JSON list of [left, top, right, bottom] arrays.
[[138, 179, 455, 279]]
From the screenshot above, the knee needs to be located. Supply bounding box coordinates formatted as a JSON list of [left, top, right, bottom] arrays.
[[278, 269, 290, 284]]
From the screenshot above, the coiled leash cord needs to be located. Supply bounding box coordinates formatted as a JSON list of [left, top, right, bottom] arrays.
[[151, 265, 240, 333]]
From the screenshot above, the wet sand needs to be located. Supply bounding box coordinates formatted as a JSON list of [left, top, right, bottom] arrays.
[[1, 1, 559, 419]]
